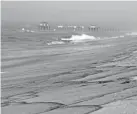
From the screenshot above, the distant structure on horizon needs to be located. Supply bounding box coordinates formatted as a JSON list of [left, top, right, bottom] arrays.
[[88, 25, 120, 32], [39, 22, 50, 31], [88, 25, 100, 31], [36, 21, 119, 32], [56, 25, 84, 31]]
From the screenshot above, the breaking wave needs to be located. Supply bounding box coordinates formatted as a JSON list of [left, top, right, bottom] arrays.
[[47, 34, 98, 45], [46, 33, 133, 46], [61, 34, 97, 43]]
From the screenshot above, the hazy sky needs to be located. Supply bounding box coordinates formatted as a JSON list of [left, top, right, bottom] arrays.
[[1, 1, 137, 29]]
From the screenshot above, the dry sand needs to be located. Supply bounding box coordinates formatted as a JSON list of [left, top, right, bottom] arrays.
[[1, 33, 137, 114]]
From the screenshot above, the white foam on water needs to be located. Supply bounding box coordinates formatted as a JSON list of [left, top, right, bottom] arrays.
[[119, 35, 124, 38], [125, 32, 137, 36], [133, 51, 137, 53], [47, 33, 128, 46], [47, 34, 97, 45], [31, 30, 35, 33], [131, 76, 137, 81], [0, 71, 5, 74], [47, 41, 65, 45], [110, 36, 119, 39], [61, 34, 96, 43]]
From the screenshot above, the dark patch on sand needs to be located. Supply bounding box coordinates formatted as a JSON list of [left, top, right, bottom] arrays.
[[97, 80, 114, 84]]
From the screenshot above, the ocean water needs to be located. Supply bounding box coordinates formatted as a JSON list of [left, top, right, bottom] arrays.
[[1, 24, 136, 50], [1, 23, 137, 69]]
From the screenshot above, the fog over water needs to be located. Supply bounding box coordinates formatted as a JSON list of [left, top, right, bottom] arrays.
[[1, 1, 137, 30]]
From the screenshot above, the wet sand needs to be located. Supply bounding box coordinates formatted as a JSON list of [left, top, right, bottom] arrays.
[[1, 33, 137, 114]]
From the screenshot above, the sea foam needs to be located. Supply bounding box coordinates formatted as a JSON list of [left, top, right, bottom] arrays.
[[47, 41, 65, 45], [61, 34, 96, 43], [125, 32, 137, 36]]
